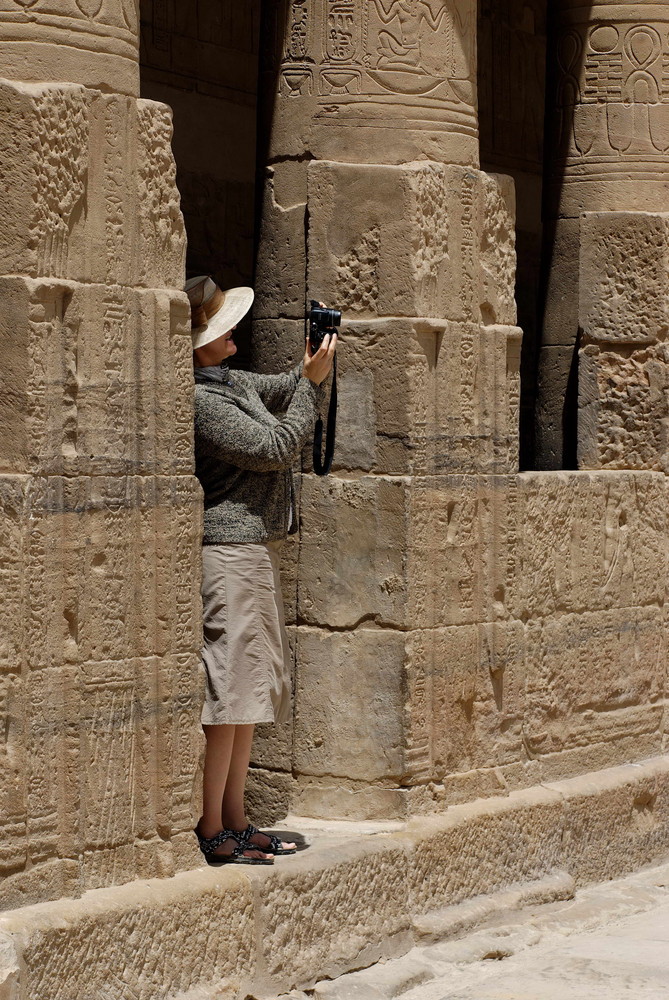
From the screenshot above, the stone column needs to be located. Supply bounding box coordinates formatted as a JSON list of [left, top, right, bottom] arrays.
[[0, 4, 202, 908], [536, 1, 669, 469], [252, 0, 523, 820]]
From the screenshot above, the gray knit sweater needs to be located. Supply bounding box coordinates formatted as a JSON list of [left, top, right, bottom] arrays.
[[193, 364, 324, 544]]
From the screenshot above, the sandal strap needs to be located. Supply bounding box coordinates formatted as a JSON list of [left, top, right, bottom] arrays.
[[243, 823, 282, 854], [194, 826, 245, 858]]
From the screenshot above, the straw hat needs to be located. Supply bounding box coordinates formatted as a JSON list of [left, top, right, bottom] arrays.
[[185, 276, 254, 349]]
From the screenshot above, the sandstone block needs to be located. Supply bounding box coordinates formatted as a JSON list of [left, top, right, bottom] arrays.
[[0, 278, 194, 478], [0, 82, 185, 286], [255, 163, 307, 320], [329, 319, 521, 475], [548, 759, 669, 885], [515, 471, 668, 617], [407, 787, 564, 912], [245, 767, 295, 828], [535, 344, 577, 470], [0, 867, 256, 1000], [293, 627, 405, 782], [538, 217, 580, 348], [260, 0, 477, 166], [20, 475, 201, 669], [579, 342, 669, 471], [524, 607, 666, 759], [405, 623, 526, 786], [307, 161, 515, 325], [292, 780, 407, 822], [250, 319, 307, 399], [299, 474, 517, 630], [579, 213, 669, 345], [258, 841, 411, 990]]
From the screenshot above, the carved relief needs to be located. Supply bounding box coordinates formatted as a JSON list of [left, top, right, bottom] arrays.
[[273, 0, 476, 155], [555, 11, 669, 166]]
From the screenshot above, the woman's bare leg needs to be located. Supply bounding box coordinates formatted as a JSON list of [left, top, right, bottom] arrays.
[[221, 724, 296, 852], [199, 723, 270, 859]]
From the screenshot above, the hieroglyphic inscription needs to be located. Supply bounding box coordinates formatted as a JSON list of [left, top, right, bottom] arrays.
[[276, 0, 476, 139], [555, 13, 669, 164]]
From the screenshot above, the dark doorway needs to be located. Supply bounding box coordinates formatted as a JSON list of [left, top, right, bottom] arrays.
[[478, 0, 548, 470]]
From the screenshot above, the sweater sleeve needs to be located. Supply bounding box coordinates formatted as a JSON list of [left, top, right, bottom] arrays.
[[195, 378, 324, 472], [247, 364, 303, 412]]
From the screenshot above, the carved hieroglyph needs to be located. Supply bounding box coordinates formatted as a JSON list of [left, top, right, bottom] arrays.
[[551, 1, 669, 215], [0, 0, 139, 95], [537, 1, 669, 469], [260, 0, 478, 165], [0, 73, 201, 911]]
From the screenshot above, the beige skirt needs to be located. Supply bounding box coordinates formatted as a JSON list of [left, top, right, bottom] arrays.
[[200, 541, 291, 726]]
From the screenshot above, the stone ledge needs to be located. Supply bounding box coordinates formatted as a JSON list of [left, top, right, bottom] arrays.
[[0, 756, 668, 1000]]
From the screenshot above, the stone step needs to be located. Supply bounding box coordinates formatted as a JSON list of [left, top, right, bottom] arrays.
[[0, 756, 667, 1000]]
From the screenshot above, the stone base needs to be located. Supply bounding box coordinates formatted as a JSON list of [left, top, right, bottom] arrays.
[[1, 756, 668, 1000]]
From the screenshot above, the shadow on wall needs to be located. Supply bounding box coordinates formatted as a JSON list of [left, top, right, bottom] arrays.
[[139, 0, 263, 364], [535, 1, 594, 471]]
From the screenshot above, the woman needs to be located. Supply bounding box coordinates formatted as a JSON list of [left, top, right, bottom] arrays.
[[186, 275, 336, 865]]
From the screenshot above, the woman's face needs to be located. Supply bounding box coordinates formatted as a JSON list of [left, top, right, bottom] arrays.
[[193, 325, 238, 366]]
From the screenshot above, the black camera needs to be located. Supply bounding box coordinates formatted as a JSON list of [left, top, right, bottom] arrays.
[[309, 300, 341, 352]]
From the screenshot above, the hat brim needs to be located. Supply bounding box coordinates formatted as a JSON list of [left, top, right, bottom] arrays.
[[192, 287, 254, 349]]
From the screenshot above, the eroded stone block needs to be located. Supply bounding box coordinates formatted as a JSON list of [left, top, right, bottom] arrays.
[[255, 163, 307, 320], [328, 319, 521, 475], [0, 82, 185, 286], [524, 607, 665, 758], [516, 472, 668, 617], [307, 162, 515, 325], [23, 475, 201, 670], [0, 278, 193, 478], [580, 213, 669, 345], [405, 623, 526, 786], [579, 342, 669, 471], [294, 627, 405, 782]]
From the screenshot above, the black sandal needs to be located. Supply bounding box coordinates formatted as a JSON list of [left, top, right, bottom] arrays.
[[240, 823, 297, 856], [194, 824, 274, 866]]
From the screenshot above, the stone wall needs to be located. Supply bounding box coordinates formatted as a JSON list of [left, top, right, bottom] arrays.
[[0, 10, 203, 910], [249, 0, 669, 822]]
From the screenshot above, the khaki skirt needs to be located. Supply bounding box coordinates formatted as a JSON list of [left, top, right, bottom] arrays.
[[200, 541, 291, 726]]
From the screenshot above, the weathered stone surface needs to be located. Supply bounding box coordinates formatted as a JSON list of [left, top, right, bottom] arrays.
[[259, 0, 478, 166], [579, 213, 669, 345], [2, 757, 669, 998], [255, 163, 308, 320], [308, 161, 515, 326], [404, 624, 526, 786], [294, 627, 406, 782], [524, 607, 665, 759], [548, 759, 669, 885], [535, 344, 578, 471], [0, 278, 193, 478], [515, 472, 668, 617], [0, 82, 185, 287], [0, 866, 256, 1000], [579, 342, 669, 472], [0, 1, 139, 97], [258, 842, 411, 991], [322, 319, 521, 475]]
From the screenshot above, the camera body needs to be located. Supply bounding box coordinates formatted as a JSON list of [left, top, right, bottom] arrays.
[[309, 300, 341, 352]]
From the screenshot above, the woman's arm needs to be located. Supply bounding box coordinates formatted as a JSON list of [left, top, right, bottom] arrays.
[[248, 364, 303, 412], [195, 378, 323, 472]]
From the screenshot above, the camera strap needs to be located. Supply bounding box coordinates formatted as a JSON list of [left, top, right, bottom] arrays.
[[312, 354, 337, 476]]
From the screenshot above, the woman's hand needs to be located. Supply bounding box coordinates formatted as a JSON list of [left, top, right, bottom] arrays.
[[303, 333, 337, 385], [302, 302, 337, 385]]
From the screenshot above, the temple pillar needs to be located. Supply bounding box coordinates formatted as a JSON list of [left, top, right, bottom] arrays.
[[536, 1, 669, 469], [251, 0, 523, 820], [0, 3, 202, 908]]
